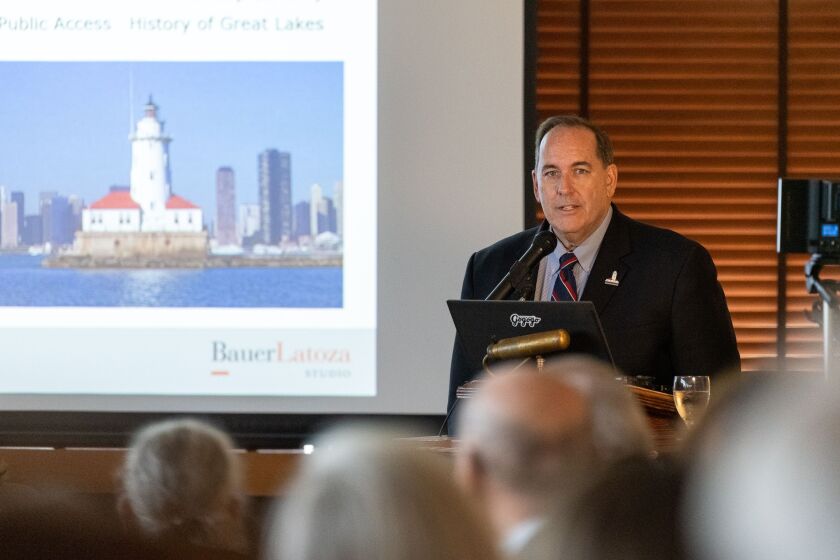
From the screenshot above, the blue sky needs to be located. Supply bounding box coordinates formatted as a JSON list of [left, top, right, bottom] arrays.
[[0, 61, 343, 217]]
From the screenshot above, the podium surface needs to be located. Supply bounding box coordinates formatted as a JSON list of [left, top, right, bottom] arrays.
[[627, 385, 681, 453]]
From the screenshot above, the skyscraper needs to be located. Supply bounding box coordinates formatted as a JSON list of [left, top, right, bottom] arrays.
[[216, 167, 237, 245], [0, 185, 7, 239], [39, 191, 58, 245], [238, 203, 260, 245], [317, 196, 337, 234], [1, 201, 18, 249], [22, 215, 42, 246], [68, 195, 84, 234], [258, 149, 292, 244], [310, 183, 322, 238], [334, 180, 343, 239], [293, 200, 310, 240], [49, 195, 74, 246], [10, 191, 24, 244]]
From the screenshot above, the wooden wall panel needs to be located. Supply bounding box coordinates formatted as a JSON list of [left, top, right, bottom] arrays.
[[536, 0, 781, 371], [535, 0, 581, 224], [589, 0, 779, 371], [786, 0, 840, 372], [536, 0, 581, 128]]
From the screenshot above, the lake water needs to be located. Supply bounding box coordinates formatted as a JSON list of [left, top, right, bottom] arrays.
[[0, 255, 342, 307]]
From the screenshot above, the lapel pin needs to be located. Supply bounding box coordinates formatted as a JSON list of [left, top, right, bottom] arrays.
[[604, 270, 620, 286]]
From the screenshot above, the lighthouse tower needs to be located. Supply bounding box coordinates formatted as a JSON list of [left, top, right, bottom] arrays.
[[130, 96, 172, 231], [73, 95, 206, 264]]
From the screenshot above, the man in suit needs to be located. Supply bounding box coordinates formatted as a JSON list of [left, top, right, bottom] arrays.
[[448, 115, 740, 413]]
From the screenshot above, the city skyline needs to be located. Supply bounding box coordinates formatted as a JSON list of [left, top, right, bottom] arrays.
[[0, 61, 343, 217], [0, 168, 343, 250]]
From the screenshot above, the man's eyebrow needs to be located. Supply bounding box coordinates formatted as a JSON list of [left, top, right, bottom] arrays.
[[571, 160, 592, 167]]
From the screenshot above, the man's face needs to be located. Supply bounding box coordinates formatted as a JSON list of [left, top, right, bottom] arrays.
[[532, 126, 618, 248]]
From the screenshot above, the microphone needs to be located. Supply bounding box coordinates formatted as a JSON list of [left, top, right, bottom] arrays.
[[485, 230, 558, 300], [485, 329, 570, 361]]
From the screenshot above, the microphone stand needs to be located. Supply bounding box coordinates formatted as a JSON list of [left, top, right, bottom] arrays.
[[805, 254, 840, 379], [507, 261, 539, 301], [485, 230, 555, 301], [486, 259, 539, 301]]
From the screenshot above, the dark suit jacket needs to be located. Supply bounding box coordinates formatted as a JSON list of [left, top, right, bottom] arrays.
[[448, 205, 740, 413]]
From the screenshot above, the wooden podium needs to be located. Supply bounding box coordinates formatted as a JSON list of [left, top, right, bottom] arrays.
[[627, 385, 681, 453]]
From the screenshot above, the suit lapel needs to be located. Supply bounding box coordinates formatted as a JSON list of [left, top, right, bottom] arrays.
[[581, 206, 632, 316]]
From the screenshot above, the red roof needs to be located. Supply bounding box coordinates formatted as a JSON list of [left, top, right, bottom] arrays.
[[166, 194, 199, 209], [90, 191, 140, 210]]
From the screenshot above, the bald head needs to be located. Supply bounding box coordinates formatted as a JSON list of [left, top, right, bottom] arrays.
[[456, 369, 596, 502], [472, 370, 589, 444], [544, 355, 653, 462]]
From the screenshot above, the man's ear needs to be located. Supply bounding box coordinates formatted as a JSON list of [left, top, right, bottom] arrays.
[[531, 169, 541, 204], [606, 163, 618, 197]]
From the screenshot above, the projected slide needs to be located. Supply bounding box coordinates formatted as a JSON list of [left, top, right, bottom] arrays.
[[0, 61, 343, 308], [0, 0, 376, 400]]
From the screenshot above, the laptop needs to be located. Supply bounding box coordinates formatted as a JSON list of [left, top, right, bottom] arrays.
[[447, 300, 614, 378]]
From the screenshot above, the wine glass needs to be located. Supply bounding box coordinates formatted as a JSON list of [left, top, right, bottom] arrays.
[[673, 376, 711, 429]]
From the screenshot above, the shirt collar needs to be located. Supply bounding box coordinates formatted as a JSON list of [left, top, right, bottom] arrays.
[[548, 205, 613, 274]]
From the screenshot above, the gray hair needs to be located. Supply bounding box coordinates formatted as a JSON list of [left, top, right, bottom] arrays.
[[265, 425, 499, 560], [545, 355, 654, 462], [456, 356, 653, 507], [535, 115, 615, 168], [456, 369, 598, 506], [120, 418, 246, 551]]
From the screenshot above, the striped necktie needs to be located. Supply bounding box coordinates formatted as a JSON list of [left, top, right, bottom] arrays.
[[551, 252, 579, 301]]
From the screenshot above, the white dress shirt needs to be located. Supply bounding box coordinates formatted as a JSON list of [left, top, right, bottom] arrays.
[[535, 205, 613, 301]]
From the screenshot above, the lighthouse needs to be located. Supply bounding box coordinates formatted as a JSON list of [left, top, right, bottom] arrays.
[[130, 96, 172, 231], [79, 96, 205, 263], [82, 96, 201, 234]]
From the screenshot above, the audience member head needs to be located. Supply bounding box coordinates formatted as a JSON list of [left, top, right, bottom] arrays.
[[119, 418, 248, 553], [684, 375, 840, 560], [677, 370, 777, 463], [264, 424, 499, 560], [545, 355, 654, 463], [454, 363, 598, 545]]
